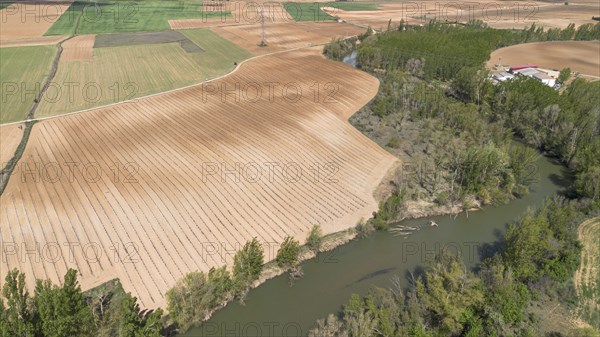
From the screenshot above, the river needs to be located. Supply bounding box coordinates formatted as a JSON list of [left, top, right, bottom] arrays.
[[179, 153, 570, 337]]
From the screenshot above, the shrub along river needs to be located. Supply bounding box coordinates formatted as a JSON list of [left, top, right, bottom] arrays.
[[178, 150, 570, 336]]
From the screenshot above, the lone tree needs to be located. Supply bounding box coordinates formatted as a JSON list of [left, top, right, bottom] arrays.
[[558, 67, 571, 83], [306, 224, 324, 253], [276, 236, 301, 271]]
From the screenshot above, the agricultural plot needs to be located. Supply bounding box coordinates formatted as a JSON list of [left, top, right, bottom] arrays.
[[0, 47, 397, 308], [36, 29, 251, 116], [283, 2, 337, 22], [0, 45, 57, 124], [0, 124, 23, 166], [574, 217, 600, 328], [0, 1, 72, 40], [61, 34, 95, 61], [211, 21, 365, 55], [0, 35, 67, 48], [168, 0, 292, 29], [45, 0, 230, 35], [487, 41, 600, 77], [322, 3, 426, 30]]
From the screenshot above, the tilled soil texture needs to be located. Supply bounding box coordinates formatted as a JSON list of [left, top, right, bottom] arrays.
[[211, 21, 366, 55], [0, 47, 398, 309], [487, 40, 600, 77]]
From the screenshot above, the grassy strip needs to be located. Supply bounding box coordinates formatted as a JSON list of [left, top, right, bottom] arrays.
[[575, 217, 600, 329], [0, 46, 57, 123], [46, 1, 231, 35], [0, 2, 12, 10]]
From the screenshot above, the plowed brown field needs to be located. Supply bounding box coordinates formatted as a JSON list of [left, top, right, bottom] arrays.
[[487, 41, 600, 77], [0, 1, 72, 39], [212, 22, 365, 55], [0, 47, 397, 308], [61, 35, 95, 61]]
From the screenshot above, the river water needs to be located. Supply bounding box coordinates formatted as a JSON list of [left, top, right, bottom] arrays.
[[179, 153, 569, 337]]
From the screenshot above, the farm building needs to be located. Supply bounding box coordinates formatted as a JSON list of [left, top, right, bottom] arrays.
[[513, 67, 558, 87], [509, 64, 538, 72], [492, 71, 514, 82], [532, 72, 556, 87]]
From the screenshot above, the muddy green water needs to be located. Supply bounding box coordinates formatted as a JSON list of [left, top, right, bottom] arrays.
[[179, 154, 570, 337]]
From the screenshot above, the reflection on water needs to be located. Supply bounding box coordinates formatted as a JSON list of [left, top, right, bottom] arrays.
[[180, 154, 569, 337]]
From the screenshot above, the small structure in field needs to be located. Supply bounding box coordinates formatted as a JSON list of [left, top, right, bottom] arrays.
[[509, 64, 538, 72], [512, 67, 558, 87]]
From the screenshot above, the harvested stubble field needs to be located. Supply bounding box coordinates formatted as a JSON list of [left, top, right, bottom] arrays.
[[36, 29, 251, 117], [0, 124, 23, 165], [0, 45, 57, 123], [211, 21, 366, 55], [574, 217, 600, 328], [322, 4, 426, 30], [0, 1, 72, 40], [320, 0, 598, 30], [60, 34, 95, 61], [0, 47, 397, 308], [487, 40, 600, 77], [0, 35, 67, 47]]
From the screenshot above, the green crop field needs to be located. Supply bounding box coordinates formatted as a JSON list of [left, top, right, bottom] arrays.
[[283, 2, 378, 22], [45, 0, 231, 35], [328, 3, 379, 11], [36, 29, 251, 117], [0, 46, 57, 124]]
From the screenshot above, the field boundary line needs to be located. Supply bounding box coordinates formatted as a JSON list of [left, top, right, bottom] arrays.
[[1, 41, 358, 127]]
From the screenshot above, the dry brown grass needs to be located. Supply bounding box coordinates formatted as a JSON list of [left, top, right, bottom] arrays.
[[0, 47, 397, 308], [0, 35, 66, 47], [0, 124, 23, 166]]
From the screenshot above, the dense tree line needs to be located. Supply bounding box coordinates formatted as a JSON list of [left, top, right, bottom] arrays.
[[356, 21, 600, 81], [343, 22, 599, 212], [309, 198, 597, 337], [0, 269, 162, 337]]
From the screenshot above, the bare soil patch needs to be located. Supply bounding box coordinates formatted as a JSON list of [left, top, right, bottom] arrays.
[[0, 47, 397, 308], [487, 40, 600, 77], [212, 21, 365, 55], [0, 1, 71, 39]]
